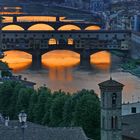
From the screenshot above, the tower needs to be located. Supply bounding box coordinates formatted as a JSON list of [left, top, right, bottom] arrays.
[[98, 78, 124, 140]]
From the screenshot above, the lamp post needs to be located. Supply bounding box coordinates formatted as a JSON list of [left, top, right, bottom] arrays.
[[18, 111, 27, 140]]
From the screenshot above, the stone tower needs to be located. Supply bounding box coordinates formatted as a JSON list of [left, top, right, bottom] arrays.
[[98, 78, 124, 140]]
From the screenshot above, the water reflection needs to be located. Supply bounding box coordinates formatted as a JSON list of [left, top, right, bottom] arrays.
[[2, 51, 32, 73], [2, 50, 110, 77]]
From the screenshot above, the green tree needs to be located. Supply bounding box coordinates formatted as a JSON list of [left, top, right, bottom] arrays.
[[73, 92, 100, 140], [50, 94, 69, 126], [34, 87, 51, 124]]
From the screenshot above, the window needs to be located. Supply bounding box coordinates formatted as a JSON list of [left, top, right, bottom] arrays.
[[102, 116, 105, 129], [112, 93, 117, 107], [131, 107, 136, 113], [111, 116, 117, 129]]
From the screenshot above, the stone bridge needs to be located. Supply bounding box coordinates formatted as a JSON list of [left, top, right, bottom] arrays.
[[1, 30, 131, 69]]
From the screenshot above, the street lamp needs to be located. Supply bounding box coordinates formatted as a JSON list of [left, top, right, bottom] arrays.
[[18, 111, 27, 140]]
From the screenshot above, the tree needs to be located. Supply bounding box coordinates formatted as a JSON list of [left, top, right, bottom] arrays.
[[16, 88, 33, 114], [50, 94, 69, 126], [73, 92, 100, 140], [34, 87, 51, 124]]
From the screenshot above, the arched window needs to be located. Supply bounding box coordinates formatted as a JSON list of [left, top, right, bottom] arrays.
[[111, 116, 118, 129], [68, 38, 74, 45], [102, 116, 105, 129], [112, 93, 117, 107], [48, 38, 58, 45]]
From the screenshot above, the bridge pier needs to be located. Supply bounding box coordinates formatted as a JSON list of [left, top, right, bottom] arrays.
[[31, 51, 42, 70], [13, 16, 17, 23], [80, 49, 91, 69]]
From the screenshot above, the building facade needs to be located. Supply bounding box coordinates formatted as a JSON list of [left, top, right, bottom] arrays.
[[99, 78, 124, 140]]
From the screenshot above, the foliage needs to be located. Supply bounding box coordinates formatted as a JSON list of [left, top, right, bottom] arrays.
[[0, 82, 100, 140]]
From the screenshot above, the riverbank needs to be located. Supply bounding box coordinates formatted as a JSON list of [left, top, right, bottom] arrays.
[[121, 59, 140, 77]]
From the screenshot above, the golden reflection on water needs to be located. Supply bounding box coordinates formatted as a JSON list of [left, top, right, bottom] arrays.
[[2, 51, 32, 73], [0, 50, 110, 81]]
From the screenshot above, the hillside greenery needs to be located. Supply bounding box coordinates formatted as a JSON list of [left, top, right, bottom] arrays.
[[0, 81, 100, 140]]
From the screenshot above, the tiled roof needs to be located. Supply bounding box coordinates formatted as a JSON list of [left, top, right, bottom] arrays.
[[99, 78, 124, 87], [122, 113, 140, 140], [0, 121, 88, 140]]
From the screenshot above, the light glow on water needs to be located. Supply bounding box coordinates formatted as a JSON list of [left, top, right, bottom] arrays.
[[2, 51, 32, 73]]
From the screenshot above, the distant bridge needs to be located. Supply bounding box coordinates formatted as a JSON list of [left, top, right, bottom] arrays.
[[1, 30, 131, 69]]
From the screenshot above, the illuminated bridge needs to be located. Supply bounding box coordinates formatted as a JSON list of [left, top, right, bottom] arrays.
[[1, 30, 131, 69]]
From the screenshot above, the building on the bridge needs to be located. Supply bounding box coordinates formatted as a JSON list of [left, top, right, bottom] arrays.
[[99, 78, 124, 140]]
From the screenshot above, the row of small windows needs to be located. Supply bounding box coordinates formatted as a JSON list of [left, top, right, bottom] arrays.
[[2, 34, 127, 39], [2, 38, 74, 45]]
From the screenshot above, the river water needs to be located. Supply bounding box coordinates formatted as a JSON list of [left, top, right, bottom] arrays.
[[2, 50, 140, 103], [1, 13, 140, 103]]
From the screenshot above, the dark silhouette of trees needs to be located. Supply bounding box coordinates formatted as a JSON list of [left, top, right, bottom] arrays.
[[0, 81, 100, 140]]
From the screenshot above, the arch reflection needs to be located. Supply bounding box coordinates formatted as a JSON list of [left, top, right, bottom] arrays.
[[42, 50, 80, 81], [2, 50, 32, 73]]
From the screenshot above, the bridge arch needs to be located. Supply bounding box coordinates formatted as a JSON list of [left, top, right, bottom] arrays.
[[85, 25, 101, 31], [90, 51, 111, 64], [2, 50, 32, 72], [27, 23, 55, 31], [58, 24, 81, 31], [2, 25, 24, 31]]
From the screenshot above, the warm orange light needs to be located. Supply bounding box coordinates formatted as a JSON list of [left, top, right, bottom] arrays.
[[48, 38, 58, 45], [2, 51, 32, 73], [17, 16, 57, 22], [2, 16, 13, 23], [91, 51, 111, 64], [28, 24, 55, 31], [42, 50, 80, 67], [2, 25, 24, 31], [58, 25, 81, 30], [85, 25, 101, 30], [68, 38, 74, 45], [42, 50, 80, 81]]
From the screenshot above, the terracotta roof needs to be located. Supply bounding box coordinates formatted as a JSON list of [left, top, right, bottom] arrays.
[[0, 121, 88, 140], [98, 78, 124, 87], [122, 113, 140, 140]]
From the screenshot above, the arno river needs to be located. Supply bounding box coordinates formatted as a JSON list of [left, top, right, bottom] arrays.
[[1, 13, 140, 103], [2, 50, 140, 103]]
